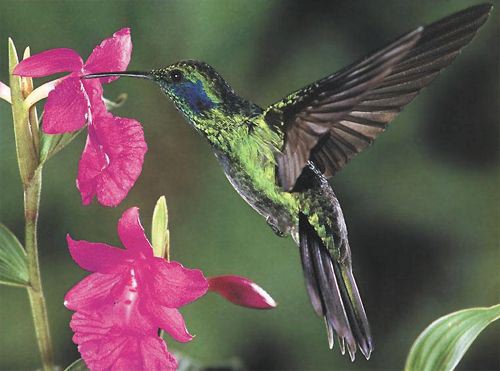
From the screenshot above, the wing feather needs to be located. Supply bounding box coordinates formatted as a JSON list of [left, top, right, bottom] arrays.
[[311, 4, 492, 177], [270, 28, 423, 190], [263, 4, 492, 188]]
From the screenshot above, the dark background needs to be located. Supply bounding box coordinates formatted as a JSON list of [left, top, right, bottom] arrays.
[[0, 1, 498, 370]]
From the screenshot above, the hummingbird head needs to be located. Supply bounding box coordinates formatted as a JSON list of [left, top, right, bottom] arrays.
[[85, 60, 257, 129], [151, 61, 225, 120]]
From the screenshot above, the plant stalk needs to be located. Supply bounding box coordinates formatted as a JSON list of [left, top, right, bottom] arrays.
[[24, 168, 54, 371]]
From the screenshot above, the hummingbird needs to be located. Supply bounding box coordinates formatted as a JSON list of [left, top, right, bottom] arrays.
[[86, 4, 492, 360]]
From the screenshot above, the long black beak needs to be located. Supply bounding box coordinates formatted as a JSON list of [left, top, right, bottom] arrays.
[[83, 71, 154, 80]]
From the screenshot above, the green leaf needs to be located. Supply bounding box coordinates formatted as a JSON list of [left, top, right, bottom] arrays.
[[64, 358, 89, 371], [39, 128, 84, 164], [0, 223, 29, 287], [151, 195, 169, 259], [405, 304, 500, 371]]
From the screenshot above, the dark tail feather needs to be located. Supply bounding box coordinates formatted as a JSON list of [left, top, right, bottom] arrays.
[[298, 213, 373, 360]]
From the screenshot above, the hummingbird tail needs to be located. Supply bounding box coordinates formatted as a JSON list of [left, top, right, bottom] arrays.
[[298, 213, 373, 361]]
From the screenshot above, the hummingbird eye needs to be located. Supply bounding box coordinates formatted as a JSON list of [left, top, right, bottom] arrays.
[[169, 69, 184, 83]]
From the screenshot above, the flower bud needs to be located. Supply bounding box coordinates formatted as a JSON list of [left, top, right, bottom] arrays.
[[208, 275, 277, 309]]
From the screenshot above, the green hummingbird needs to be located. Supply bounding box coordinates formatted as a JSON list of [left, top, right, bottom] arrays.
[[86, 4, 492, 360]]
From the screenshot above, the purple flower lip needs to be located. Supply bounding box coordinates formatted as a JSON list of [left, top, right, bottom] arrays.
[[83, 71, 154, 80]]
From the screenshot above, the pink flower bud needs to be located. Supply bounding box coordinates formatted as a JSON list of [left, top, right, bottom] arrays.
[[209, 275, 277, 309]]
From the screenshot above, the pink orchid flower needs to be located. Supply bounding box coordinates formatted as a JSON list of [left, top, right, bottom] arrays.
[[65, 207, 207, 370], [65, 207, 277, 370], [13, 28, 147, 207]]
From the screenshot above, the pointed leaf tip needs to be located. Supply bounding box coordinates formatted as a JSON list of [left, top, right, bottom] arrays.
[[23, 46, 30, 60], [208, 275, 277, 309], [8, 38, 20, 71]]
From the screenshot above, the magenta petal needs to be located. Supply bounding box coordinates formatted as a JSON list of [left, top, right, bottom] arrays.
[[13, 48, 83, 77], [71, 309, 176, 371], [143, 303, 193, 343], [81, 336, 129, 371], [76, 135, 101, 206], [208, 275, 277, 309], [69, 311, 123, 370], [150, 260, 208, 308], [76, 116, 147, 207], [84, 28, 132, 84], [67, 234, 126, 273], [117, 208, 153, 257], [139, 336, 178, 371], [83, 79, 109, 119], [64, 272, 123, 310], [43, 76, 89, 134]]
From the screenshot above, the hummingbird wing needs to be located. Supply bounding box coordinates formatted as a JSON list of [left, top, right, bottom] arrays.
[[265, 4, 492, 191], [264, 28, 422, 191], [310, 4, 492, 178]]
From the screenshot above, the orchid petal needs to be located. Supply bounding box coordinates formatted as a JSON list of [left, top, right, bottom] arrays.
[[76, 116, 147, 207], [139, 336, 178, 371], [142, 302, 193, 343], [83, 79, 109, 119], [0, 81, 11, 103], [150, 260, 208, 308], [67, 234, 127, 273], [42, 76, 89, 134], [208, 275, 277, 309], [70, 309, 176, 371], [64, 272, 123, 310], [71, 310, 129, 371], [13, 48, 83, 77], [85, 28, 132, 84], [117, 207, 153, 257], [81, 336, 129, 371]]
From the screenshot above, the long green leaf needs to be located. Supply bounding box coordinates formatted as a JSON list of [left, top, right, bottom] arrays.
[[405, 304, 500, 371], [151, 195, 169, 260], [64, 358, 89, 371], [0, 223, 29, 287]]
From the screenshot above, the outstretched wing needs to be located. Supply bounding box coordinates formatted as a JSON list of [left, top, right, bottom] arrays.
[[310, 4, 492, 177], [264, 28, 422, 191], [264, 4, 492, 190]]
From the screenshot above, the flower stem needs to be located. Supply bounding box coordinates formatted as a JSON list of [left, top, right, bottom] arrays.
[[9, 38, 54, 370], [24, 168, 54, 371]]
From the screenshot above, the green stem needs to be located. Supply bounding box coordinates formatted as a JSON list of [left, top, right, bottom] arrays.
[[24, 168, 54, 371]]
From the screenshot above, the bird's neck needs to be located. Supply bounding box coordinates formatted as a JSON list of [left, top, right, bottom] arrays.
[[187, 95, 263, 152]]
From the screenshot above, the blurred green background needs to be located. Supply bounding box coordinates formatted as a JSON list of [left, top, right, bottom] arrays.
[[0, 0, 498, 370]]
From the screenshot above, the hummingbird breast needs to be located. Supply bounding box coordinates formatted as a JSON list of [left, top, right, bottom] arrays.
[[210, 126, 299, 236]]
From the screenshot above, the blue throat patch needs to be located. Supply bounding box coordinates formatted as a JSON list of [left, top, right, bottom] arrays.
[[172, 80, 216, 114]]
